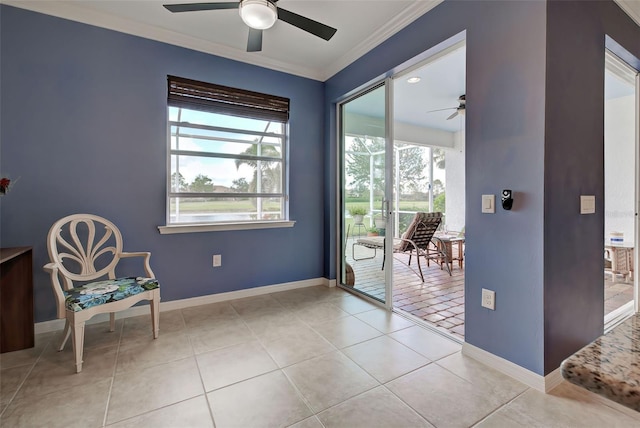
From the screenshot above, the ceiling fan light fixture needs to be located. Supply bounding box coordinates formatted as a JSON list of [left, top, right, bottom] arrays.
[[239, 0, 277, 30]]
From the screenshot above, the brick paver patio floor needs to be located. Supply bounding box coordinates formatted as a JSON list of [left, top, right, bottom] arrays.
[[347, 237, 466, 340]]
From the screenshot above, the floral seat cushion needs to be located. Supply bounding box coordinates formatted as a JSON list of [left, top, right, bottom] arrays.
[[64, 277, 159, 312]]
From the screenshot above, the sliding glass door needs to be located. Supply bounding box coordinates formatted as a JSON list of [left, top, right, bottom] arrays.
[[604, 51, 639, 325], [338, 81, 393, 306]]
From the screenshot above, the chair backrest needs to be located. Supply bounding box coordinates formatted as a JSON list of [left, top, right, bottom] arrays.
[[397, 212, 442, 252], [47, 214, 123, 287]]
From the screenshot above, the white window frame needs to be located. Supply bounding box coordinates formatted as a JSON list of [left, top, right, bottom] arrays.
[[158, 76, 294, 234]]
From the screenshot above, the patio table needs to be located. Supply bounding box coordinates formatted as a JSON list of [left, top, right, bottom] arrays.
[[433, 233, 465, 270]]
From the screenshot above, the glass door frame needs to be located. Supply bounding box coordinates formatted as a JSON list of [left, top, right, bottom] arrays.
[[336, 78, 395, 310], [634, 68, 639, 315], [603, 50, 640, 328]]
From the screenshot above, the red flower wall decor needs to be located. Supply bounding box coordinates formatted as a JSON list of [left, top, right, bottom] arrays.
[[0, 178, 11, 195]]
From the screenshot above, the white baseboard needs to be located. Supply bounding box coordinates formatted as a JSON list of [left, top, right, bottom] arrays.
[[544, 367, 564, 392], [35, 277, 326, 334], [462, 343, 563, 393]]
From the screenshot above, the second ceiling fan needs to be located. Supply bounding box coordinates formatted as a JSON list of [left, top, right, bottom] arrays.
[[163, 0, 337, 52], [426, 95, 466, 120]]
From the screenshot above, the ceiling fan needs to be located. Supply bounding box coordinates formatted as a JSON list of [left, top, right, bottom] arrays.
[[163, 0, 337, 52], [426, 95, 466, 120]]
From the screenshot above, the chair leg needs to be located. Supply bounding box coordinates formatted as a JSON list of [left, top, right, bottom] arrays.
[[151, 295, 160, 339], [416, 255, 424, 282], [109, 312, 116, 332], [58, 320, 71, 351], [71, 321, 85, 373], [439, 249, 452, 276]]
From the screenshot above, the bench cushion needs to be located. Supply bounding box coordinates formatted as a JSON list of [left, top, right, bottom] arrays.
[[64, 276, 159, 312]]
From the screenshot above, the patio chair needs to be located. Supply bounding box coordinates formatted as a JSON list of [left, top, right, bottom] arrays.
[[43, 214, 160, 373], [393, 212, 451, 281], [353, 212, 451, 281]]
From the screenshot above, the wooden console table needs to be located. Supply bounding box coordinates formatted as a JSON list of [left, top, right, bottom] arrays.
[[1, 247, 34, 353]]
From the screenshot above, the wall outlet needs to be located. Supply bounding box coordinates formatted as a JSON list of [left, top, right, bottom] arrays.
[[481, 288, 495, 310], [213, 254, 222, 267]]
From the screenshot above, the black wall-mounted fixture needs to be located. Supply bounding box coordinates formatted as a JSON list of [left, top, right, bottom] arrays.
[[501, 189, 513, 210]]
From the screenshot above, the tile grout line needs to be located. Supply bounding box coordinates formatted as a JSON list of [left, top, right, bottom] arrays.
[[0, 334, 53, 419], [102, 318, 125, 427], [378, 383, 436, 427], [183, 307, 219, 428], [230, 294, 325, 426], [278, 363, 325, 426], [469, 387, 531, 427]]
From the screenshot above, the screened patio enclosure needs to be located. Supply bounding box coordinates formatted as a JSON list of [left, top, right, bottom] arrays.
[[344, 140, 454, 238], [343, 126, 466, 240]]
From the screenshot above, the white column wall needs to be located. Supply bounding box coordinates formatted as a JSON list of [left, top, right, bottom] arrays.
[[445, 128, 466, 232], [605, 94, 636, 243]]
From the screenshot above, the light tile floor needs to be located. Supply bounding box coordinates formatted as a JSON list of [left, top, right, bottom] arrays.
[[1, 285, 639, 427]]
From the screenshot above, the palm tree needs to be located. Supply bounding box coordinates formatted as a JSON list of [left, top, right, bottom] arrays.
[[235, 142, 282, 194]]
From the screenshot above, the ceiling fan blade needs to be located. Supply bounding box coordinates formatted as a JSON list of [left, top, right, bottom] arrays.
[[277, 8, 337, 41], [247, 28, 263, 52], [163, 2, 239, 13], [426, 107, 456, 114], [446, 110, 459, 120]]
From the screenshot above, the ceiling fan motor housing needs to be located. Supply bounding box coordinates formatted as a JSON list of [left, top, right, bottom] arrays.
[[239, 0, 278, 30]]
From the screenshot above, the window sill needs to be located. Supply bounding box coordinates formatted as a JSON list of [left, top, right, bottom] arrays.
[[158, 220, 296, 235]]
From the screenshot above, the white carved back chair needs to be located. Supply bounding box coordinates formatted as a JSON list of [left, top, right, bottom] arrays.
[[44, 214, 160, 373]]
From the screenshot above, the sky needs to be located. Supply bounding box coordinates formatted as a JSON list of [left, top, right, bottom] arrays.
[[169, 107, 284, 188]]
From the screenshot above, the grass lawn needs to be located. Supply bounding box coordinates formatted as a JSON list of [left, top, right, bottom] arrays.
[[170, 199, 434, 231], [344, 200, 434, 233], [171, 199, 281, 213]]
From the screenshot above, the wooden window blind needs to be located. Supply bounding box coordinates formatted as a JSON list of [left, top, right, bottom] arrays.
[[167, 75, 290, 122]]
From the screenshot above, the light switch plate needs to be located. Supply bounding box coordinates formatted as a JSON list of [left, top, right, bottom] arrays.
[[482, 194, 495, 213], [580, 195, 595, 214], [213, 254, 222, 267]]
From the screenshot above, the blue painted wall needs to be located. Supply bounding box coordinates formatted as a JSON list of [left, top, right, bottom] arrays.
[[325, 0, 639, 375], [543, 1, 640, 374], [0, 6, 325, 322]]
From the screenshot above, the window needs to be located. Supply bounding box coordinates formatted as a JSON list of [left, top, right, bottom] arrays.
[[165, 76, 290, 230]]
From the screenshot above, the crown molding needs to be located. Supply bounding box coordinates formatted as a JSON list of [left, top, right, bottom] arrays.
[[320, 0, 443, 81], [1, 0, 326, 80], [615, 0, 640, 26]]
